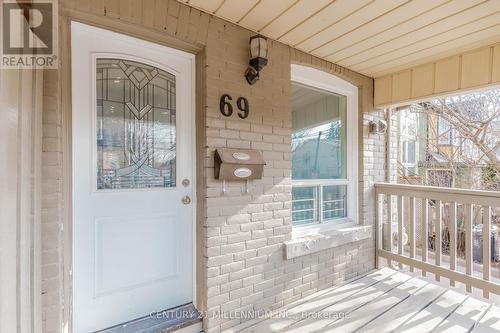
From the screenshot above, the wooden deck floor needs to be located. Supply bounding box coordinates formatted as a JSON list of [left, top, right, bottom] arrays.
[[227, 267, 500, 333]]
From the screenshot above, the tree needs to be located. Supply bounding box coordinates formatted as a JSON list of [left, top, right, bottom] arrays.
[[419, 89, 500, 175], [325, 121, 340, 140], [396, 90, 500, 259]]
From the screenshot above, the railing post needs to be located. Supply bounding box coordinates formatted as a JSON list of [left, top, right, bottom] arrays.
[[386, 194, 393, 267], [398, 195, 404, 269], [435, 200, 442, 282], [422, 198, 428, 277], [450, 202, 457, 287], [375, 191, 383, 269], [483, 206, 491, 299], [409, 197, 415, 273], [465, 203, 473, 293]]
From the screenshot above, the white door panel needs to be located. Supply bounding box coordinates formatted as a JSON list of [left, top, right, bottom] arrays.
[[71, 22, 195, 333]]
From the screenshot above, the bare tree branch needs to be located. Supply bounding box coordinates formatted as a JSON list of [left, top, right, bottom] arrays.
[[400, 89, 500, 190]]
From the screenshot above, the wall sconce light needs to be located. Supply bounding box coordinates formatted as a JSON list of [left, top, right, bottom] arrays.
[[245, 35, 268, 85]]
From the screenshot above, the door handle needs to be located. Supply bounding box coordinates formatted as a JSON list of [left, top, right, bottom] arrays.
[[182, 195, 192, 205]]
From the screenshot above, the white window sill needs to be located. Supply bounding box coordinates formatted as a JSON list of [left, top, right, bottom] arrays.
[[285, 221, 372, 259]]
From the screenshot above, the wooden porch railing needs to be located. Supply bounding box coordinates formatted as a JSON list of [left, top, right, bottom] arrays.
[[375, 182, 500, 298]]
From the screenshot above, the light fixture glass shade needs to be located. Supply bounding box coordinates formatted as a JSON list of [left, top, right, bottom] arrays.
[[249, 35, 268, 59], [246, 35, 268, 84]]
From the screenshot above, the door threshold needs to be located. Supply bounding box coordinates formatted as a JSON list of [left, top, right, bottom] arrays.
[[95, 303, 202, 333]]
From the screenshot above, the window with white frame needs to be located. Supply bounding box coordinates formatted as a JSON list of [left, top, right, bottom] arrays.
[[290, 65, 358, 227], [399, 109, 419, 176]]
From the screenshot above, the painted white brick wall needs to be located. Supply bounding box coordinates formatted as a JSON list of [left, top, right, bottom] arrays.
[[201, 22, 379, 331], [41, 69, 63, 333]]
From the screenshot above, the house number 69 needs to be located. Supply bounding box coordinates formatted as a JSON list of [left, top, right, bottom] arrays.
[[219, 94, 250, 119]]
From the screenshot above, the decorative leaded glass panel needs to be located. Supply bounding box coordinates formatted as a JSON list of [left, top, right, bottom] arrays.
[[96, 58, 176, 189]]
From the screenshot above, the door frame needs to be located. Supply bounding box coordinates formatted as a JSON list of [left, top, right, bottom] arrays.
[[60, 14, 201, 331]]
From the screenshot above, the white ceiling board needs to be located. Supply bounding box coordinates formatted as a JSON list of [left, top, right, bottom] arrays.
[[354, 12, 500, 74], [372, 34, 500, 78], [298, 0, 409, 52], [279, 0, 372, 46], [238, 0, 297, 31], [337, 0, 500, 68], [259, 0, 332, 39], [215, 0, 259, 23], [180, 0, 500, 78], [312, 0, 449, 58], [327, 0, 485, 64], [368, 29, 500, 77]]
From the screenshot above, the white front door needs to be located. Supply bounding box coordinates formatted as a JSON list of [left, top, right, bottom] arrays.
[[71, 22, 195, 333]]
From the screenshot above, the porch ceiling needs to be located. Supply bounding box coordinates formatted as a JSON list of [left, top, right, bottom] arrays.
[[180, 0, 500, 78]]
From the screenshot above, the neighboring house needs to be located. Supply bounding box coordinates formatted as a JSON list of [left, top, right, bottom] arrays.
[[397, 107, 493, 190]]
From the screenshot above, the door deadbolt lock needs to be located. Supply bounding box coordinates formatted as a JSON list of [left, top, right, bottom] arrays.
[[182, 195, 191, 205], [182, 179, 190, 187]]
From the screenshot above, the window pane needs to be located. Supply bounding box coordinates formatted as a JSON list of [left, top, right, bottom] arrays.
[[292, 187, 318, 225], [291, 83, 347, 180], [322, 185, 347, 220], [402, 141, 408, 163], [96, 58, 176, 189], [407, 141, 416, 164], [401, 109, 417, 136], [438, 116, 452, 145], [405, 167, 417, 177]]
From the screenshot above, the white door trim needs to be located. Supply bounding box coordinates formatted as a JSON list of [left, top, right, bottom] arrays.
[[70, 21, 197, 329]]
